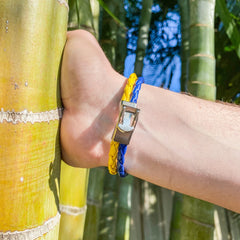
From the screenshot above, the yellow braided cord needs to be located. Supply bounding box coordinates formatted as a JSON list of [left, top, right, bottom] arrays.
[[108, 73, 138, 175]]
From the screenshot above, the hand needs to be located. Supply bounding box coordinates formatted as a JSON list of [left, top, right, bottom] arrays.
[[60, 30, 125, 168]]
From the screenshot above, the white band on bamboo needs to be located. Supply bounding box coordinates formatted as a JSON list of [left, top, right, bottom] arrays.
[[87, 199, 101, 207], [0, 108, 63, 124], [0, 212, 60, 240], [190, 81, 215, 88], [57, 0, 69, 10], [190, 23, 212, 28], [189, 53, 215, 60], [59, 204, 87, 216]]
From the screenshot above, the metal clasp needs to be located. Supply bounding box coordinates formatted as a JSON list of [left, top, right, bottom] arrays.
[[112, 101, 140, 145]]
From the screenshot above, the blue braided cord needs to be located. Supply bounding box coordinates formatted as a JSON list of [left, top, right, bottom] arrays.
[[117, 76, 144, 177], [131, 76, 144, 103], [117, 144, 128, 177]]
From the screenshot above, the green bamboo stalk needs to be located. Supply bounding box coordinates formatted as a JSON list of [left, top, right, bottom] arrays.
[[170, 0, 216, 239], [98, 173, 119, 239], [178, 0, 189, 92], [170, 192, 184, 239], [187, 0, 216, 100], [68, 0, 95, 34], [216, 0, 240, 59], [116, 176, 133, 240], [130, 178, 143, 240], [83, 167, 106, 240], [115, 0, 127, 74], [0, 0, 68, 239], [213, 207, 229, 240], [227, 210, 240, 240], [161, 188, 174, 240], [134, 0, 153, 76], [141, 181, 165, 240]]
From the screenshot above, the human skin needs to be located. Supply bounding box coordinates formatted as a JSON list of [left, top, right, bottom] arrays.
[[61, 30, 240, 213]]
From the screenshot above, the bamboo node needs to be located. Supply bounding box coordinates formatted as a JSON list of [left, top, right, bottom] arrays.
[[190, 23, 213, 28], [190, 81, 215, 88], [0, 108, 63, 124], [59, 204, 87, 216], [190, 53, 215, 60], [0, 212, 60, 240]]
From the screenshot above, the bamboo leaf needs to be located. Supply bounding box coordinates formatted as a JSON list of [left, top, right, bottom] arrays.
[[216, 0, 240, 59], [97, 0, 127, 30]]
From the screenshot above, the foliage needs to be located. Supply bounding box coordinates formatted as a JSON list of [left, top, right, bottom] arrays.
[[215, 0, 240, 102]]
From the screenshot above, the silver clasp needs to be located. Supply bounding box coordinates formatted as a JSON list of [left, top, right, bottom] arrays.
[[112, 101, 140, 145]]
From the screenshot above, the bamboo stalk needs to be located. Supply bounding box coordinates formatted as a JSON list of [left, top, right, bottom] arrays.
[[170, 192, 184, 239], [116, 176, 133, 240], [130, 178, 143, 240], [213, 207, 229, 240], [170, 0, 216, 239], [0, 0, 68, 239], [178, 0, 189, 92], [90, 0, 100, 39], [134, 0, 153, 76], [141, 181, 165, 240], [68, 0, 95, 34], [98, 173, 119, 239], [115, 0, 127, 74], [188, 0, 216, 100], [59, 163, 89, 240], [227, 210, 240, 240], [83, 167, 106, 240]]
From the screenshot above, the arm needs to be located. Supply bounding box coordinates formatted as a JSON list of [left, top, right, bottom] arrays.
[[61, 30, 240, 213]]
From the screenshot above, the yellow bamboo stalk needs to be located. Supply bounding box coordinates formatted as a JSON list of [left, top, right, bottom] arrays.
[[0, 0, 68, 239], [59, 162, 89, 240], [90, 0, 100, 39]]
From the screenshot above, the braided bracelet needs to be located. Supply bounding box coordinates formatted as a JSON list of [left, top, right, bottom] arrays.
[[108, 73, 138, 175], [117, 77, 144, 177]]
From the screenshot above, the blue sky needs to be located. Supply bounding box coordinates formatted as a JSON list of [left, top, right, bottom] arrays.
[[124, 10, 181, 92]]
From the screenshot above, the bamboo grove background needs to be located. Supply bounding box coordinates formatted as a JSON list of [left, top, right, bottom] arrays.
[[1, 0, 240, 239]]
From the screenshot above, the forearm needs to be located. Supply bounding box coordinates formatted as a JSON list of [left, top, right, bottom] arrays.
[[125, 83, 240, 212], [61, 30, 240, 213]]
